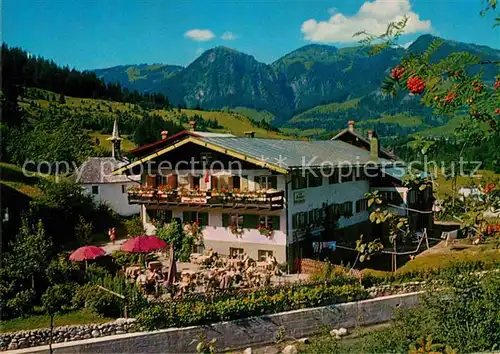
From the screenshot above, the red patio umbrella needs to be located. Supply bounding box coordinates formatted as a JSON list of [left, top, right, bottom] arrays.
[[120, 235, 168, 253], [69, 246, 106, 262]]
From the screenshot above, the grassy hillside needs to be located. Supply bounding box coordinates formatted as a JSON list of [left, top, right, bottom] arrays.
[[357, 114, 426, 128], [223, 106, 276, 123], [153, 108, 287, 139], [20, 89, 288, 152], [290, 98, 360, 124], [0, 162, 44, 198]]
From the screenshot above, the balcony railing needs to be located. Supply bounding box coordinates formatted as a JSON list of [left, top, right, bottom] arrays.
[[128, 188, 285, 210]]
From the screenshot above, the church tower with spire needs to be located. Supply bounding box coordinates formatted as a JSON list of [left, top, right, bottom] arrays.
[[107, 117, 123, 160]]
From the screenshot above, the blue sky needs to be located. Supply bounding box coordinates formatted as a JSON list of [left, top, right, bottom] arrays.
[[4, 0, 499, 70]]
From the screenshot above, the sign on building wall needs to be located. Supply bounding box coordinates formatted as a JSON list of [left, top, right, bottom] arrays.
[[181, 197, 207, 204], [293, 191, 305, 204]]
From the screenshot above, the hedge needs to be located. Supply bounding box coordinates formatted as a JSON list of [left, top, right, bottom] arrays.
[[137, 283, 367, 330]]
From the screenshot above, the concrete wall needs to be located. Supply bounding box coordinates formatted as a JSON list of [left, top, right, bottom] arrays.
[[84, 182, 140, 216], [20, 292, 422, 354]]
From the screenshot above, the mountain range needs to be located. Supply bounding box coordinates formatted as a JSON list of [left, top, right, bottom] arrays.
[[94, 35, 500, 136]]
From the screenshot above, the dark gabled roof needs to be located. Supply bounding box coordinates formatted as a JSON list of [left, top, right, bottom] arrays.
[[129, 130, 235, 156], [199, 136, 391, 168], [114, 135, 395, 175], [331, 128, 397, 160], [77, 157, 140, 184]]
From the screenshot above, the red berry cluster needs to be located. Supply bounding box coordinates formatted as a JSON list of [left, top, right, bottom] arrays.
[[391, 66, 405, 80], [407, 76, 425, 94], [443, 91, 457, 105], [495, 108, 500, 115], [472, 80, 483, 93], [494, 79, 500, 90]]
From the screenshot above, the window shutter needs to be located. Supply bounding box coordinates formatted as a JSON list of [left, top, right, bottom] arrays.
[[270, 176, 278, 189], [211, 175, 218, 190], [228, 176, 233, 189], [189, 175, 194, 189], [254, 176, 261, 190], [222, 214, 230, 227], [241, 175, 248, 191], [146, 175, 155, 187], [168, 174, 178, 189], [243, 214, 258, 229], [271, 216, 280, 230], [199, 212, 209, 226]]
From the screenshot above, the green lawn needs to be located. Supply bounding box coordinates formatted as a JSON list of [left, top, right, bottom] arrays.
[[434, 169, 500, 198], [0, 310, 113, 333]]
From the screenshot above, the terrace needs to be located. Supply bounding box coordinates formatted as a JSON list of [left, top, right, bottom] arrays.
[[128, 186, 285, 210]]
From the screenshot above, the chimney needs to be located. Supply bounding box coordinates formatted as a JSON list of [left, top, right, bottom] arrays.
[[161, 130, 169, 140], [188, 120, 196, 131], [348, 120, 355, 132], [367, 130, 373, 140], [370, 131, 380, 159], [244, 131, 255, 138]]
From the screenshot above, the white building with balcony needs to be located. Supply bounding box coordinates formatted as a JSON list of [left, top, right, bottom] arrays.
[[114, 128, 433, 268]]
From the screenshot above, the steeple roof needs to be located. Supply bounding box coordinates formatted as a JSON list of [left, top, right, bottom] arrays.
[[107, 117, 122, 141]]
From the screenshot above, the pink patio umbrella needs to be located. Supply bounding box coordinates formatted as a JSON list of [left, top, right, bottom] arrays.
[[120, 235, 168, 253], [69, 246, 106, 262]]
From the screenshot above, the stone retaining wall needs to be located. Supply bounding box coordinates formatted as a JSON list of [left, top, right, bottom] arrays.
[[10, 291, 423, 354], [0, 319, 138, 351]]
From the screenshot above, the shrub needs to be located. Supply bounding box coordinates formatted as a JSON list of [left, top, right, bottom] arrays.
[[123, 215, 145, 237], [73, 284, 122, 318], [111, 251, 158, 269], [138, 283, 367, 330], [309, 262, 358, 286], [6, 289, 37, 318], [360, 250, 500, 287]]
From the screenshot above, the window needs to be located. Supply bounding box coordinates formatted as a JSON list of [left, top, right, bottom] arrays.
[[258, 215, 280, 230], [121, 185, 127, 193], [329, 170, 340, 184], [340, 168, 353, 183], [91, 185, 99, 195], [229, 247, 244, 257], [258, 250, 273, 261], [190, 175, 201, 189], [380, 191, 400, 203], [183, 211, 209, 226], [200, 152, 213, 166], [156, 174, 167, 187], [255, 175, 278, 190], [292, 212, 309, 229], [307, 172, 322, 188], [408, 190, 417, 204], [292, 173, 307, 190], [340, 201, 353, 216], [146, 209, 173, 224], [232, 175, 248, 190], [222, 214, 260, 229], [356, 199, 368, 213]]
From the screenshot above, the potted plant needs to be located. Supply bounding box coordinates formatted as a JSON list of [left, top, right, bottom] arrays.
[[229, 223, 244, 237], [257, 224, 273, 238]]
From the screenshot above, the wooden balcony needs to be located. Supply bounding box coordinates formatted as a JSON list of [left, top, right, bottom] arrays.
[[128, 189, 285, 210]]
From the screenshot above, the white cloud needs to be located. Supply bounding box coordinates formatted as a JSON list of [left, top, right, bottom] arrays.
[[301, 0, 431, 43], [221, 31, 238, 41], [184, 29, 216, 42]]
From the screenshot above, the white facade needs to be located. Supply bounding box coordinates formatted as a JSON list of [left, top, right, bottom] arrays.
[[84, 182, 140, 216]]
